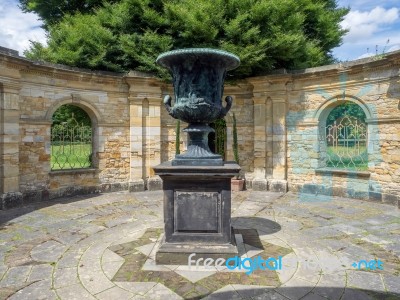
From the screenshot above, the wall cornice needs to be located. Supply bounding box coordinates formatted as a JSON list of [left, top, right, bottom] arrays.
[[0, 52, 128, 87], [0, 55, 31, 71], [0, 79, 21, 92], [20, 66, 125, 85], [2, 48, 399, 91], [247, 50, 400, 85], [125, 75, 163, 101]]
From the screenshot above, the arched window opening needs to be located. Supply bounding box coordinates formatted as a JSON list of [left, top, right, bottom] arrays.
[[51, 104, 93, 170], [324, 102, 367, 170]]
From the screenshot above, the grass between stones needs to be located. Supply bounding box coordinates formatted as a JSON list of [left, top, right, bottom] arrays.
[[110, 228, 292, 299]]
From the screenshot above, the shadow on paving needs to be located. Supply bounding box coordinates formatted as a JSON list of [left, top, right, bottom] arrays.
[[0, 193, 103, 226], [232, 217, 282, 235]]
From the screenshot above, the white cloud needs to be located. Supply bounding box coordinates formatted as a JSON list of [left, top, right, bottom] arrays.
[[356, 43, 400, 59], [356, 52, 374, 59], [341, 6, 399, 43], [387, 44, 400, 52], [333, 4, 400, 61], [0, 0, 46, 56]]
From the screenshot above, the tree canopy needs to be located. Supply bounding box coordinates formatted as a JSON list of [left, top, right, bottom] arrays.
[[23, 0, 349, 79], [19, 0, 118, 28], [52, 105, 91, 126], [327, 102, 366, 126]]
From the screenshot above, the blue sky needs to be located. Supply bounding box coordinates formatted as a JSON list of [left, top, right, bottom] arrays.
[[334, 0, 400, 60], [0, 0, 399, 62]]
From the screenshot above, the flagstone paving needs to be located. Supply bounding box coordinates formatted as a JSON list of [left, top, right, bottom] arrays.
[[0, 190, 399, 300]]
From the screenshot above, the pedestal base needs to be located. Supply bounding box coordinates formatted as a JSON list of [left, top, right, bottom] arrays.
[[153, 161, 240, 265], [155, 233, 238, 265]]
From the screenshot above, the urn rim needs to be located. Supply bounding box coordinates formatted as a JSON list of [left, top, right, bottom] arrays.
[[156, 48, 240, 71]]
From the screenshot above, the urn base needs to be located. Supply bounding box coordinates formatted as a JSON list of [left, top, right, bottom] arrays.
[[173, 123, 224, 166]]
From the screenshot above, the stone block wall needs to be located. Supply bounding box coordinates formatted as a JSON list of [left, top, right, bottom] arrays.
[[0, 54, 136, 208]]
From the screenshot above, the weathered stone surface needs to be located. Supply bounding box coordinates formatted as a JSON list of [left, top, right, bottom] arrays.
[[252, 179, 268, 191], [129, 180, 145, 192], [147, 176, 163, 191], [268, 180, 288, 193], [0, 192, 23, 210]]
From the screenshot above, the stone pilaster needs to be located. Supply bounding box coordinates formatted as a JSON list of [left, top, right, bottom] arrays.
[[146, 98, 163, 190], [0, 81, 22, 209], [252, 95, 268, 190], [265, 97, 273, 180], [269, 98, 288, 192], [125, 74, 163, 191], [250, 76, 290, 193]]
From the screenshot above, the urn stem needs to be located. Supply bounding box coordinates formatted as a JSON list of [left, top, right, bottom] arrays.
[[173, 124, 223, 166]]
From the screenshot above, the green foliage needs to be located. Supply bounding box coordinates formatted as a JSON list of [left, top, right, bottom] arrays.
[[326, 102, 366, 126], [175, 119, 180, 155], [52, 104, 91, 126], [19, 0, 118, 28], [24, 0, 349, 79], [213, 118, 226, 158], [26, 13, 122, 72], [232, 113, 239, 164]]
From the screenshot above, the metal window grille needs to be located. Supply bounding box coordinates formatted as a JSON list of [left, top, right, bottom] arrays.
[[51, 114, 92, 170], [325, 115, 367, 170]]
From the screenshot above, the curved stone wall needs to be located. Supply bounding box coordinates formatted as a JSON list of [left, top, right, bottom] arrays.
[[247, 51, 400, 206], [0, 48, 399, 209]]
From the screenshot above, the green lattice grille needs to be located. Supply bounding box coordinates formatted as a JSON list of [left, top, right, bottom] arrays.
[[51, 114, 92, 170], [325, 115, 367, 170]]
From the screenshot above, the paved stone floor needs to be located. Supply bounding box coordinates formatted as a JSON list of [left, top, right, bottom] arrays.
[[0, 190, 399, 300]]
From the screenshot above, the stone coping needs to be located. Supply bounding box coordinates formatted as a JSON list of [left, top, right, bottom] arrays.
[[315, 168, 370, 178], [49, 168, 98, 176]]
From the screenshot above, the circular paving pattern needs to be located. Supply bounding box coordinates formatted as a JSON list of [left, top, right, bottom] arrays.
[[0, 190, 399, 299]]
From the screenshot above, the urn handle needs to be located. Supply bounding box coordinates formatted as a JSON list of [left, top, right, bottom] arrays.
[[163, 95, 177, 118], [220, 96, 233, 118]]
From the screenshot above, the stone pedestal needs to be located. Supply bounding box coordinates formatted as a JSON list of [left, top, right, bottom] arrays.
[[153, 161, 240, 264]]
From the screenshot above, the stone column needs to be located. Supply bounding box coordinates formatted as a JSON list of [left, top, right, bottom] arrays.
[[125, 74, 162, 191], [0, 82, 22, 209]]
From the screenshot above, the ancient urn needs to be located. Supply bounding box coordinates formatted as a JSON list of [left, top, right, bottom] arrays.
[[156, 48, 240, 166]]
